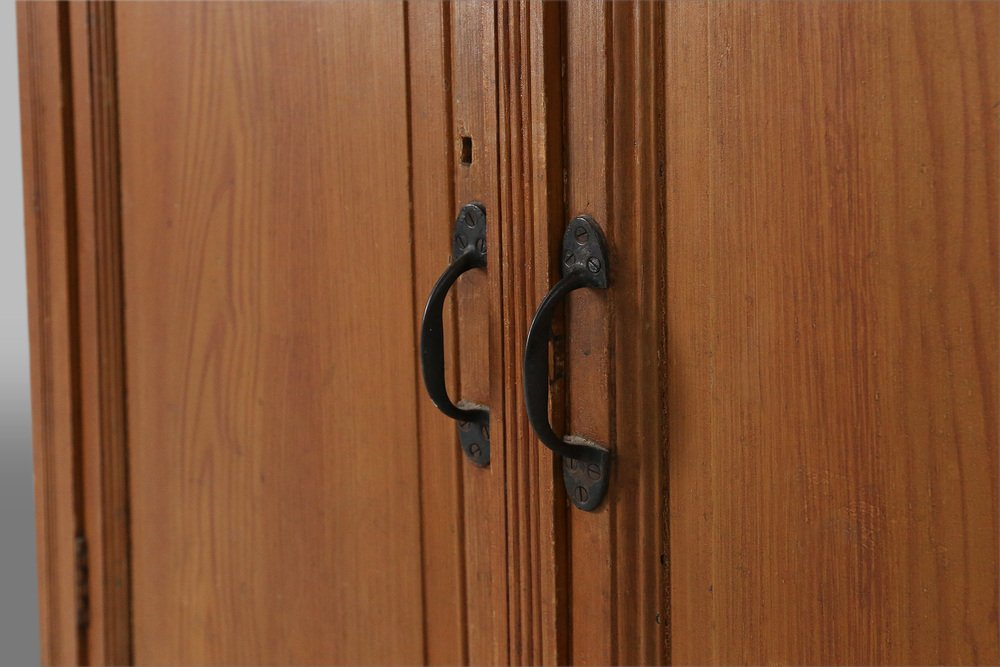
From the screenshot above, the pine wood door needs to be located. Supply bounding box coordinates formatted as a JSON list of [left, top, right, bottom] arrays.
[[117, 3, 444, 663], [21, 1, 1000, 666], [550, 1, 998, 664], [20, 1, 509, 664]]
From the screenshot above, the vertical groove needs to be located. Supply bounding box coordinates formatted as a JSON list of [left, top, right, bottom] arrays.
[[519, 3, 540, 662], [556, 5, 573, 662], [55, 2, 87, 660], [654, 2, 670, 662], [490, 1, 512, 662], [399, 4, 428, 663], [497, 2, 518, 661], [82, 3, 133, 661], [605, 3, 618, 664]]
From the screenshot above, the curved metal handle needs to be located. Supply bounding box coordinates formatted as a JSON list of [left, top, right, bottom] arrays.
[[420, 203, 490, 467], [524, 216, 612, 511]]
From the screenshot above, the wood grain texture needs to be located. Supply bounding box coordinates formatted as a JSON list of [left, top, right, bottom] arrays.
[[25, 2, 999, 664], [406, 2, 467, 664], [116, 2, 425, 663], [606, 4, 670, 664], [664, 2, 999, 663], [450, 3, 511, 664], [563, 3, 615, 662], [563, 2, 670, 664], [17, 2, 86, 664], [67, 2, 132, 663], [496, 1, 567, 664]]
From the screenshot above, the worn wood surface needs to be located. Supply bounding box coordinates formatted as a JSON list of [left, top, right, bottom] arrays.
[[664, 1, 999, 663], [117, 2, 427, 662], [17, 3, 86, 664]]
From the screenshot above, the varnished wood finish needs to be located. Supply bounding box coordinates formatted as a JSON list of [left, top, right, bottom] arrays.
[[664, 2, 999, 663], [562, 2, 670, 664], [21, 1, 1000, 664], [22, 1, 512, 663], [67, 3, 132, 663], [563, 3, 615, 662], [18, 3, 86, 663], [496, 2, 567, 664], [606, 4, 670, 664], [406, 2, 467, 664], [116, 2, 426, 662], [449, 3, 510, 665]]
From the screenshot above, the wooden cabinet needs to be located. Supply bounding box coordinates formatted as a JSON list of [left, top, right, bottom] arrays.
[[19, 1, 998, 664]]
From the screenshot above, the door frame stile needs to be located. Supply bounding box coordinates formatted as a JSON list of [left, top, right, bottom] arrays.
[[17, 1, 133, 664], [17, 2, 85, 663], [495, 1, 569, 664], [405, 1, 470, 663], [562, 2, 670, 663], [449, 2, 510, 663], [606, 3, 670, 663], [66, 2, 132, 664]]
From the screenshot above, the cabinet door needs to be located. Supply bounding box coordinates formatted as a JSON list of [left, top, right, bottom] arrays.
[[554, 1, 998, 664], [20, 1, 507, 664], [117, 3, 434, 662]]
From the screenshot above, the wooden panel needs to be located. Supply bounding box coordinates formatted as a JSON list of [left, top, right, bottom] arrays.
[[496, 1, 567, 664], [563, 3, 615, 662], [17, 3, 85, 664], [406, 2, 467, 665], [664, 2, 999, 663], [562, 3, 670, 665], [116, 3, 425, 663], [449, 3, 509, 664], [67, 3, 132, 663], [605, 4, 670, 664]]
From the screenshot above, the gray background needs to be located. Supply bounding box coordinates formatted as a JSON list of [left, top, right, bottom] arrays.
[[0, 0, 42, 663]]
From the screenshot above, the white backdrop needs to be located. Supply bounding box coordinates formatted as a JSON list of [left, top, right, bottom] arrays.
[[0, 0, 41, 663]]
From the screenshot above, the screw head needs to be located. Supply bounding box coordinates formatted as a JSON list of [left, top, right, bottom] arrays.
[[462, 210, 477, 227], [476, 237, 487, 254], [586, 463, 602, 480], [480, 423, 490, 441], [574, 486, 590, 503], [573, 225, 589, 245], [469, 442, 482, 457], [586, 256, 602, 273], [459, 421, 471, 432], [564, 252, 575, 267], [456, 233, 468, 248]]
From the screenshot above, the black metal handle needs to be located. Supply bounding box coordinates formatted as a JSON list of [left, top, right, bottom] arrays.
[[524, 216, 612, 511], [420, 203, 490, 467]]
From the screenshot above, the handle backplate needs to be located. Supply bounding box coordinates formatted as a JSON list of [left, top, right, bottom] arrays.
[[420, 203, 490, 467], [524, 215, 612, 511]]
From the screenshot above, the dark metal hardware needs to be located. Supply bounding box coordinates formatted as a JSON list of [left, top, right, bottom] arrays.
[[524, 215, 612, 511], [420, 202, 490, 467]]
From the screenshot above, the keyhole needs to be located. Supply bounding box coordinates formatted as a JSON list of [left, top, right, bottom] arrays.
[[460, 135, 473, 166]]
